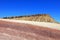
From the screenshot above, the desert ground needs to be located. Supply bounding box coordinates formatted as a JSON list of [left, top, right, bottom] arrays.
[[0, 19, 60, 40]]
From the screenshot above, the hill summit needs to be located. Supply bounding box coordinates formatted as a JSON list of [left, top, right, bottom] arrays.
[[3, 14, 57, 23]]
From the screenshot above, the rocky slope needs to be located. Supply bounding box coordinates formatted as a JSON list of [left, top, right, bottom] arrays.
[[0, 19, 60, 40], [3, 14, 57, 23]]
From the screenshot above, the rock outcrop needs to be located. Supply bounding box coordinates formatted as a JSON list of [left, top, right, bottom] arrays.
[[3, 14, 56, 23]]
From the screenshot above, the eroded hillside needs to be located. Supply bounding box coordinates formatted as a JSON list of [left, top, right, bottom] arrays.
[[0, 19, 60, 40], [3, 14, 57, 23]]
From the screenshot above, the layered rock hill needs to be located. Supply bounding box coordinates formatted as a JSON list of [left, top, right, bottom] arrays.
[[3, 14, 56, 23], [0, 19, 60, 40]]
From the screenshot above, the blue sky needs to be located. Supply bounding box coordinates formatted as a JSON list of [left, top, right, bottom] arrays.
[[0, 0, 60, 22]]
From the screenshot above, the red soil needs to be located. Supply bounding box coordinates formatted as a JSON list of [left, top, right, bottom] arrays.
[[0, 20, 60, 40]]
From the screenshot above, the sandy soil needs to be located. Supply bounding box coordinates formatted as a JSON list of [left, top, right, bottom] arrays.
[[0, 19, 60, 30], [0, 19, 60, 40]]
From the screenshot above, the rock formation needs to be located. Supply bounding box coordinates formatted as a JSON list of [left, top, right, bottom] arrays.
[[0, 20, 60, 40], [3, 14, 57, 23]]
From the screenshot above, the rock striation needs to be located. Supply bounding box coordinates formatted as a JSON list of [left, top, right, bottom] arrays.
[[0, 20, 60, 40]]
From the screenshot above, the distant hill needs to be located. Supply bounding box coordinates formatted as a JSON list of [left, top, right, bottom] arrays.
[[3, 14, 57, 23]]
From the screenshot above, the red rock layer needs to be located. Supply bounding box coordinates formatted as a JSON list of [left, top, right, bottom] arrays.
[[0, 20, 60, 40]]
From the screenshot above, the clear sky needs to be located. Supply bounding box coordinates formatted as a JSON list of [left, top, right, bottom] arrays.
[[0, 0, 60, 22]]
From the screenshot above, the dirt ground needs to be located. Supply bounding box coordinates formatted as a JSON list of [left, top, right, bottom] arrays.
[[0, 20, 60, 40]]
